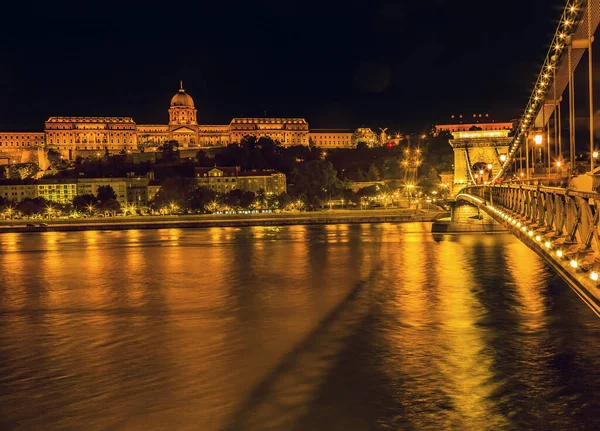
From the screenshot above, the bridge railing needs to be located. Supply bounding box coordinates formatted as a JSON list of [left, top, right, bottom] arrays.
[[458, 184, 600, 273]]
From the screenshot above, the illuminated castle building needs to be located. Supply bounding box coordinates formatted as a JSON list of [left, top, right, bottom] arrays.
[[0, 83, 380, 164]]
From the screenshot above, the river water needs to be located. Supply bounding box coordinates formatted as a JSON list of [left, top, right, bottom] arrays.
[[1, 223, 599, 430]]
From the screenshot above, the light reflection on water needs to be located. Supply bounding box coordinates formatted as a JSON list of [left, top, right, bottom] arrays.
[[0, 223, 599, 430]]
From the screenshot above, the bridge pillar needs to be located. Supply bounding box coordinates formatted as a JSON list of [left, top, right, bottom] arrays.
[[449, 129, 512, 191]]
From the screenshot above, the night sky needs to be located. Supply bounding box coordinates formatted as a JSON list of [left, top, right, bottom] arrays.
[[0, 0, 569, 132]]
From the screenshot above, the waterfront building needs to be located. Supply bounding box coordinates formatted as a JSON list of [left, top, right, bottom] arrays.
[[0, 177, 152, 206], [36, 180, 78, 204], [0, 183, 37, 202], [0, 83, 396, 164], [77, 178, 128, 206], [195, 167, 286, 194]]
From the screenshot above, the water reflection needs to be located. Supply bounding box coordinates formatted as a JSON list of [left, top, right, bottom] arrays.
[[0, 225, 599, 430]]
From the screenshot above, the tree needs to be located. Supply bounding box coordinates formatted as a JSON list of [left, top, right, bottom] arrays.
[[223, 189, 242, 209], [96, 185, 120, 213], [73, 194, 98, 212], [189, 187, 217, 212], [255, 189, 267, 208], [239, 191, 256, 208], [158, 140, 180, 162], [277, 192, 292, 210], [291, 159, 343, 209], [367, 164, 380, 181], [97, 185, 117, 203], [16, 197, 48, 217], [152, 177, 197, 210], [47, 149, 70, 170]]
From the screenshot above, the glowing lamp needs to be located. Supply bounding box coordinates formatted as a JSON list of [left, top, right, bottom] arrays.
[[500, 154, 507, 162], [544, 241, 551, 249], [594, 151, 599, 158], [556, 161, 561, 167], [535, 235, 541, 242], [528, 231, 534, 237], [487, 163, 493, 170], [570, 260, 578, 269], [591, 272, 599, 282], [556, 250, 563, 257], [534, 134, 543, 145]]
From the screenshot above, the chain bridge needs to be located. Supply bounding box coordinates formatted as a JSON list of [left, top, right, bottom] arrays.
[[449, 0, 600, 315]]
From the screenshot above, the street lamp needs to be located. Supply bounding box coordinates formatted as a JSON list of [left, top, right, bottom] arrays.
[[594, 151, 599, 159], [487, 163, 493, 170], [534, 134, 543, 145], [499, 154, 507, 162]]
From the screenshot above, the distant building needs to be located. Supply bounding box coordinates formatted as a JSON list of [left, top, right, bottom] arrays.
[[308, 130, 354, 148], [195, 167, 286, 194], [354, 128, 379, 146], [0, 83, 397, 164], [435, 117, 514, 135]]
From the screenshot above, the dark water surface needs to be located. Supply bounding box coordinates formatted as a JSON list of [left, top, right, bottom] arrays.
[[1, 223, 599, 430]]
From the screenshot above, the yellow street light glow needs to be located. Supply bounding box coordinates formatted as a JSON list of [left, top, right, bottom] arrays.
[[487, 163, 493, 169], [516, 222, 521, 227], [528, 231, 534, 237], [500, 154, 507, 162], [544, 241, 551, 249], [534, 134, 543, 145], [535, 235, 541, 242], [521, 226, 527, 232], [594, 151, 599, 158], [591, 272, 599, 282], [556, 249, 563, 257], [479, 169, 484, 175], [570, 260, 578, 268], [556, 161, 562, 167]]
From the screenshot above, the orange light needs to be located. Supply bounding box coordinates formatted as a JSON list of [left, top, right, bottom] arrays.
[[534, 134, 543, 145]]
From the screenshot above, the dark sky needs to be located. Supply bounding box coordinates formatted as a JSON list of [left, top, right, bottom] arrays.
[[0, 0, 566, 132]]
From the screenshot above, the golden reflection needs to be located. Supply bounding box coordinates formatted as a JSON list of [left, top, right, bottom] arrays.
[[434, 238, 508, 428], [1, 232, 20, 252], [0, 234, 26, 310], [83, 230, 99, 246], [505, 242, 547, 328]]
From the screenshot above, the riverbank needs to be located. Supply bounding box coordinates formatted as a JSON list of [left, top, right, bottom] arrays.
[[0, 208, 447, 233]]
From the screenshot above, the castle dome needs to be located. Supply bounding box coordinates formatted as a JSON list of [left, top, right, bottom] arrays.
[[170, 82, 194, 107]]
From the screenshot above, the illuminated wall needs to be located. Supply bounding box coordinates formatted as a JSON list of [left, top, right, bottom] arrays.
[[44, 117, 138, 159], [308, 130, 354, 148], [229, 118, 309, 146]]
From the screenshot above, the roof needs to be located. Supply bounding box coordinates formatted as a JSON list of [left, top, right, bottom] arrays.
[[309, 129, 354, 134], [239, 169, 282, 177], [46, 117, 135, 123], [230, 118, 307, 124], [195, 166, 240, 175]]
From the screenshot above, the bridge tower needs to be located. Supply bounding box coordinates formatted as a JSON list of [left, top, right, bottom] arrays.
[[449, 128, 512, 190]]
